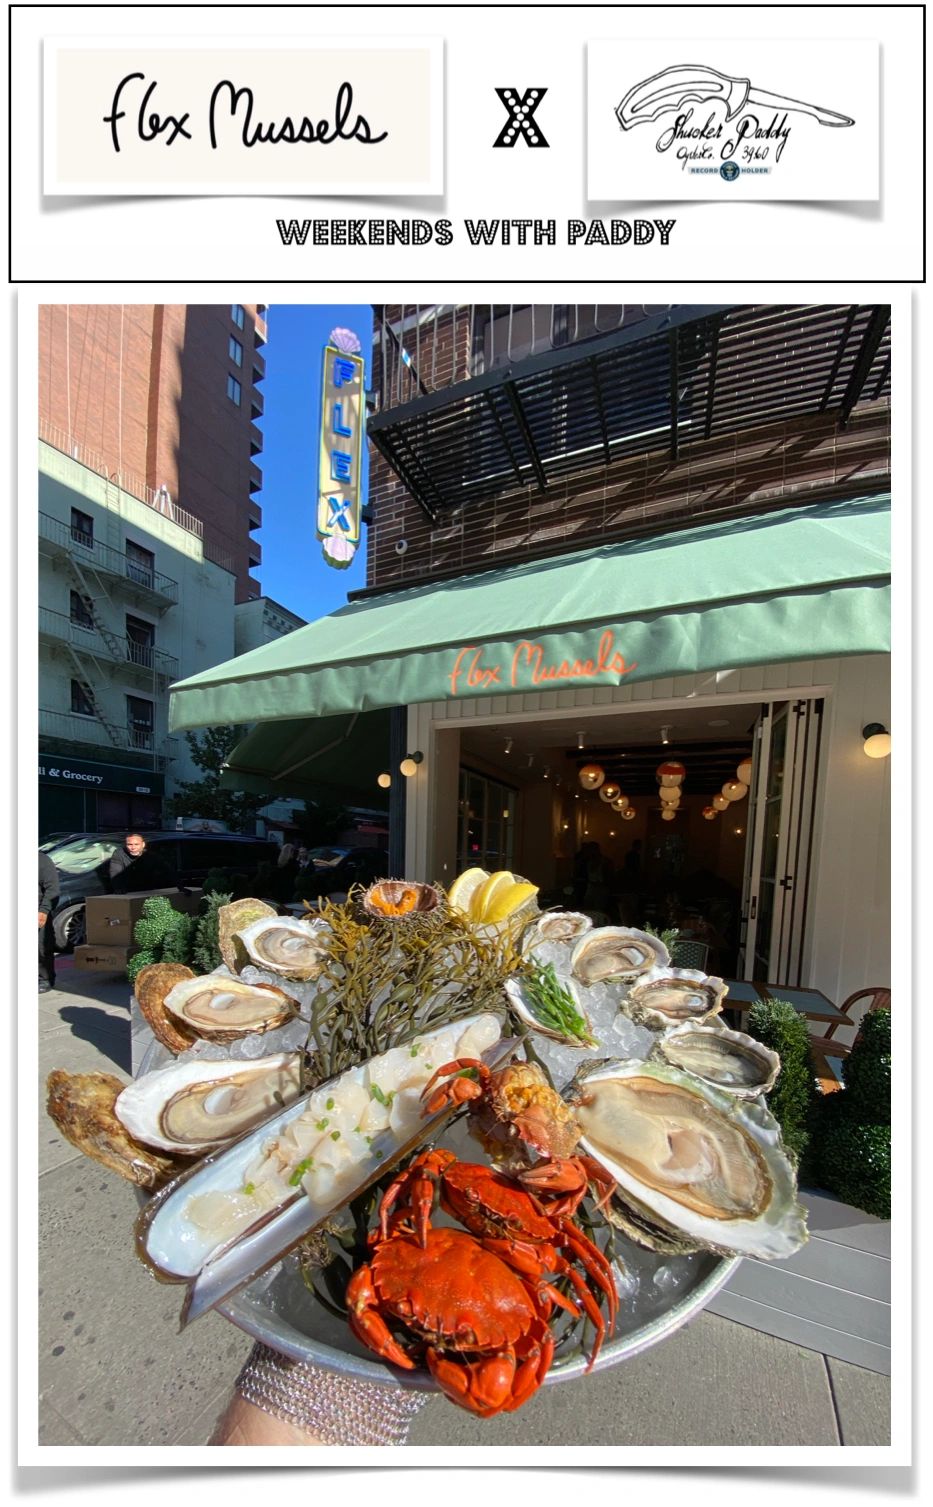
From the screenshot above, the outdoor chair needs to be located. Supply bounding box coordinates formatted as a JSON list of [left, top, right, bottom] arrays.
[[671, 939, 710, 972], [807, 988, 890, 1089]]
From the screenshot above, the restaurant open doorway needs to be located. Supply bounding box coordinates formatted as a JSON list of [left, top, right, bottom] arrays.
[[455, 695, 822, 985]]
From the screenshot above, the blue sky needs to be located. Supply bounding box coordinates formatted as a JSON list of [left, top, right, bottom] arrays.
[[257, 303, 374, 622]]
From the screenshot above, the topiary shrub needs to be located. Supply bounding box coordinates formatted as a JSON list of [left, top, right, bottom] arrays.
[[745, 997, 820, 1167], [813, 1107, 890, 1219], [813, 1005, 891, 1218], [127, 894, 194, 981], [191, 890, 232, 974], [841, 1007, 890, 1122]]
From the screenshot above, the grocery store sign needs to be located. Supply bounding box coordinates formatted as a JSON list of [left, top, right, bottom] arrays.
[[38, 755, 164, 795], [317, 334, 365, 571]]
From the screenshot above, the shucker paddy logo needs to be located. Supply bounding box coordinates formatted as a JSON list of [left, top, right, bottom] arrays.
[[615, 63, 854, 179]]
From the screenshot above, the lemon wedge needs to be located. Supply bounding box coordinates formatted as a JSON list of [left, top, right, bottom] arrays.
[[448, 867, 488, 916], [484, 881, 539, 925], [472, 870, 515, 921]]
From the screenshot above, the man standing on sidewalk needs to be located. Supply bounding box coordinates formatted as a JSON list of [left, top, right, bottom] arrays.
[[38, 850, 59, 994]]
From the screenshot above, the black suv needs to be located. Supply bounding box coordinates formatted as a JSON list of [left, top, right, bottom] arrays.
[[41, 830, 280, 951], [296, 847, 389, 901]]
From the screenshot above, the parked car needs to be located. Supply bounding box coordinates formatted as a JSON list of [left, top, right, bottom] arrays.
[[43, 830, 280, 951], [296, 847, 389, 901]]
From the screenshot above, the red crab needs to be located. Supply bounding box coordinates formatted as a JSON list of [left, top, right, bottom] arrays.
[[346, 1149, 618, 1418], [420, 1056, 616, 1216]]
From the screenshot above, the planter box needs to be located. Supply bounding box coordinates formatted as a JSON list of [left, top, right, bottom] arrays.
[[707, 1186, 891, 1373]]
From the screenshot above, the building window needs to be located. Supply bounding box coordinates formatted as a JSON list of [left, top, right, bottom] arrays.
[[127, 694, 155, 751], [70, 508, 94, 548], [228, 335, 243, 366], [125, 539, 155, 588], [70, 679, 95, 717], [231, 304, 245, 329], [125, 614, 155, 667], [69, 591, 94, 629], [458, 769, 516, 873], [227, 375, 242, 405]]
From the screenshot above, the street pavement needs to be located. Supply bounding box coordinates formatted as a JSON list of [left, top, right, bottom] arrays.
[[37, 960, 890, 1449]]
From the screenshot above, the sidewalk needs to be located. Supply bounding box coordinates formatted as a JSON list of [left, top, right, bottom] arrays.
[[37, 962, 890, 1447]]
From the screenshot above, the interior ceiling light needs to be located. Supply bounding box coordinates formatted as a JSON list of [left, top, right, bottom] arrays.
[[660, 725, 671, 745], [504, 736, 513, 754], [578, 763, 606, 790], [577, 730, 585, 750], [377, 772, 392, 789]]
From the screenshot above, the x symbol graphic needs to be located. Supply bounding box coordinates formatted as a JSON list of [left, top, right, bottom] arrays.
[[493, 87, 549, 148], [327, 496, 353, 533]]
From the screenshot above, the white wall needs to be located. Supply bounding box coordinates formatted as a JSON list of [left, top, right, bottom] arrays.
[[406, 653, 891, 1010]]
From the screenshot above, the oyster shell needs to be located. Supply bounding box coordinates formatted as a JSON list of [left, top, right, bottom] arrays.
[[571, 1058, 807, 1260], [135, 963, 197, 1055], [361, 879, 442, 921], [236, 916, 332, 980], [115, 1052, 303, 1154], [654, 1021, 780, 1098], [163, 974, 296, 1041], [135, 1012, 506, 1323], [522, 911, 592, 955], [46, 1070, 179, 1189], [625, 968, 727, 1030], [504, 972, 597, 1049], [570, 926, 670, 986], [218, 898, 278, 975]]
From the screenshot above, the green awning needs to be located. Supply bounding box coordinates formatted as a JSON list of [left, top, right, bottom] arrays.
[[218, 710, 392, 801], [170, 495, 890, 738]]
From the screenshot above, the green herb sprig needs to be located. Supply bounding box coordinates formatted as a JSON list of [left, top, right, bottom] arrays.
[[520, 962, 598, 1047]]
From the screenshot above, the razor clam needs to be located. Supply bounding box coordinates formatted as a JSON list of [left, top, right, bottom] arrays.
[[115, 1052, 303, 1154], [163, 974, 296, 1041], [236, 915, 332, 980], [522, 911, 592, 956], [653, 1021, 780, 1098], [570, 1058, 806, 1260], [571, 926, 670, 986], [135, 1013, 505, 1323], [624, 967, 727, 1030]]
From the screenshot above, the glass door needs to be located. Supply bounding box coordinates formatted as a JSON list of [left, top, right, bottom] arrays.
[[739, 699, 822, 986]]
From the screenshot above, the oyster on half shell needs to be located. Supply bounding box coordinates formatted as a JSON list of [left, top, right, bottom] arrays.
[[236, 916, 332, 980], [570, 926, 670, 986], [163, 974, 296, 1041], [653, 1021, 780, 1099], [115, 1052, 303, 1154], [624, 967, 727, 1030], [571, 1058, 806, 1260], [522, 911, 592, 956]]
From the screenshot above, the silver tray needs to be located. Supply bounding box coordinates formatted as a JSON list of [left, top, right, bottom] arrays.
[[137, 1036, 740, 1392]]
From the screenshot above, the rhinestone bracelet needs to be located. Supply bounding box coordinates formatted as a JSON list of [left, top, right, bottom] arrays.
[[235, 1342, 429, 1446]]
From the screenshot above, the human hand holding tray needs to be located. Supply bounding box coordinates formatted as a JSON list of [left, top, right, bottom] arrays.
[[616, 64, 855, 130]]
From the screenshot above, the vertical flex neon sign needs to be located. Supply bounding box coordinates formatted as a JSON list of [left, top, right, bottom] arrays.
[[317, 329, 365, 569]]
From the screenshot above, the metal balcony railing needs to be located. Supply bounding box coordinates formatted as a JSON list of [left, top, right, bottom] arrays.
[[39, 708, 178, 766], [372, 304, 643, 410], [38, 512, 180, 603], [39, 606, 180, 678], [40, 420, 204, 539]]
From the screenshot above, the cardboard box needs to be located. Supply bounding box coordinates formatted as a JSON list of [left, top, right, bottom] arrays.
[[84, 888, 203, 946], [74, 943, 132, 973]]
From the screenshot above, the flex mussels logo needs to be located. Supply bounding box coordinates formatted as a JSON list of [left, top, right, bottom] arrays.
[[44, 39, 444, 195]]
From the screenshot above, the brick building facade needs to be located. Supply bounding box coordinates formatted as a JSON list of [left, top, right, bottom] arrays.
[[39, 303, 267, 602]]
